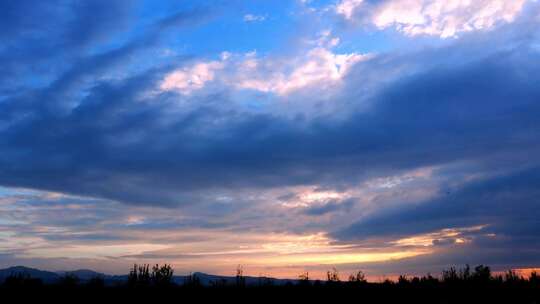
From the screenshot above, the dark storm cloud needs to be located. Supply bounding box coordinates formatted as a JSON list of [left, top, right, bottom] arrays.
[[0, 0, 215, 100], [0, 0, 539, 238], [331, 165, 540, 271], [2, 19, 540, 207], [328, 49, 540, 262], [0, 0, 134, 41], [0, 0, 135, 93], [334, 166, 540, 240]]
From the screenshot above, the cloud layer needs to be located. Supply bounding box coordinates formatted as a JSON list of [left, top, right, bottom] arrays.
[[1, 0, 540, 278]]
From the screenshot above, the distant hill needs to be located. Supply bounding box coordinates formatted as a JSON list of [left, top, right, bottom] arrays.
[[56, 269, 105, 280], [0, 266, 297, 286], [0, 266, 60, 283], [181, 272, 297, 286]]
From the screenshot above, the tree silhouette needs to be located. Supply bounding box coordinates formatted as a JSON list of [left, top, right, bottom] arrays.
[[298, 271, 310, 286], [86, 276, 105, 288], [326, 267, 340, 285], [348, 270, 367, 286], [504, 270, 522, 285], [235, 265, 245, 287], [185, 272, 201, 288], [472, 265, 491, 284], [128, 264, 151, 287], [58, 274, 80, 287], [1, 262, 539, 303], [151, 264, 174, 287], [442, 266, 459, 284], [3, 273, 43, 288]]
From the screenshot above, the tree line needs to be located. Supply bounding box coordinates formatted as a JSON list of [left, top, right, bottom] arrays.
[[1, 263, 539, 289]]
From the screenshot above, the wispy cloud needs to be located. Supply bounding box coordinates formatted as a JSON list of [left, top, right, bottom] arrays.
[[243, 14, 266, 22]]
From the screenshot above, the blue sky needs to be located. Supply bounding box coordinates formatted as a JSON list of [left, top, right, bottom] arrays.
[[1, 0, 540, 279]]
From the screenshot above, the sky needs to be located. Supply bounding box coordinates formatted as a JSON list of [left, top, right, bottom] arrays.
[[1, 0, 540, 280]]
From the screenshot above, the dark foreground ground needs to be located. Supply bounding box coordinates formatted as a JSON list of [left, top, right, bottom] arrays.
[[2, 265, 539, 303], [1, 283, 539, 303]]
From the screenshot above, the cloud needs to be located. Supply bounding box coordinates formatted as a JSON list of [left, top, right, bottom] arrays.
[[302, 198, 355, 216], [160, 60, 225, 94], [2, 22, 540, 208], [336, 0, 529, 38], [235, 47, 366, 95], [243, 14, 266, 22], [0, 0, 136, 96], [160, 32, 368, 98], [0, 187, 427, 276], [336, 0, 365, 20], [333, 166, 540, 255]]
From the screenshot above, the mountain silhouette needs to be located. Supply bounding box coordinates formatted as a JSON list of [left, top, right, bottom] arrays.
[[0, 266, 60, 283], [0, 266, 296, 286]]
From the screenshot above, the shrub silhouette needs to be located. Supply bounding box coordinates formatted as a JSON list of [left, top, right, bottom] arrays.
[[210, 277, 228, 288], [460, 264, 472, 281], [128, 263, 174, 287], [3, 273, 43, 288], [257, 276, 274, 287], [397, 275, 410, 285], [298, 271, 310, 286], [472, 264, 491, 284], [235, 265, 245, 287], [347, 270, 367, 288], [442, 266, 459, 284], [128, 264, 151, 287], [326, 267, 340, 286], [86, 276, 105, 288], [420, 273, 438, 287], [504, 270, 523, 285], [58, 274, 80, 287], [1, 263, 540, 303], [184, 272, 201, 288], [530, 271, 539, 286], [349, 270, 366, 283], [151, 264, 174, 287]]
